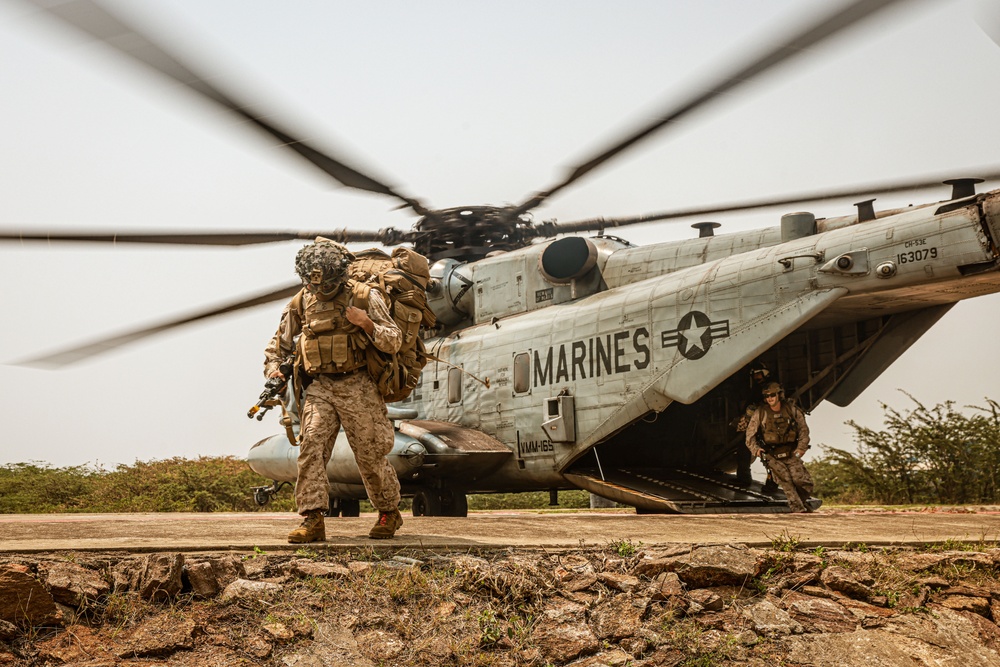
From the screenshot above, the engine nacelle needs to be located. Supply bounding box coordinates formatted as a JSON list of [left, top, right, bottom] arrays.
[[426, 258, 475, 326]]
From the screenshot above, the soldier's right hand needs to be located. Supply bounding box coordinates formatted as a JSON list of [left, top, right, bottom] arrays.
[[268, 370, 286, 380]]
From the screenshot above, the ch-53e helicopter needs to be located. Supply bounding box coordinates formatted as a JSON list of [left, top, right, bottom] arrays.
[[6, 0, 1000, 515]]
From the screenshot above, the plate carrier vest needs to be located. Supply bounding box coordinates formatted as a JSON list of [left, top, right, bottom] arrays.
[[292, 279, 374, 376], [756, 403, 800, 446]]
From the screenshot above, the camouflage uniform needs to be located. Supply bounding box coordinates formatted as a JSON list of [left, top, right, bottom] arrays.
[[745, 402, 814, 512], [264, 288, 402, 515]]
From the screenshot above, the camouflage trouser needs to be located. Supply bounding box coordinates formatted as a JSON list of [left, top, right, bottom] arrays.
[[765, 449, 814, 513], [295, 371, 401, 514]]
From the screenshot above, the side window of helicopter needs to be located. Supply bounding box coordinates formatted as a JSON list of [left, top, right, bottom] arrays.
[[513, 352, 531, 394], [448, 367, 463, 404]]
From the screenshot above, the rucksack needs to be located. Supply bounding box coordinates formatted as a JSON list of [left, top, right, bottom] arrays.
[[349, 247, 437, 402]]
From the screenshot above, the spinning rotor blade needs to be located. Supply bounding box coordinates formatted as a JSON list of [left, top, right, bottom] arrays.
[[551, 167, 1000, 235], [16, 283, 300, 368], [514, 0, 912, 215], [23, 0, 429, 216], [977, 0, 1000, 48], [0, 227, 411, 246]]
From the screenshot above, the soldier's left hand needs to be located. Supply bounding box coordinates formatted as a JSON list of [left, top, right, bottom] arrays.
[[345, 306, 372, 327]]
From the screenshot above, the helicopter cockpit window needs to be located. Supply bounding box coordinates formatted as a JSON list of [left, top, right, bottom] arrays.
[[513, 352, 531, 394], [448, 368, 463, 404]]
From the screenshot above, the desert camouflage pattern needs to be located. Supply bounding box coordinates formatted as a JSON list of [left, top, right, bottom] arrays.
[[263, 284, 402, 516], [763, 453, 814, 513], [295, 372, 401, 514]]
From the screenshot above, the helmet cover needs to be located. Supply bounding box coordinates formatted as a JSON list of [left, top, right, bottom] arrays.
[[295, 239, 353, 297]]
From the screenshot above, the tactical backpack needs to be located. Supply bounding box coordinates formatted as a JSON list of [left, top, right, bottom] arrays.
[[349, 247, 437, 402]]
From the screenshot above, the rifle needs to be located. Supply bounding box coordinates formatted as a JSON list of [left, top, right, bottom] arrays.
[[247, 354, 295, 421]]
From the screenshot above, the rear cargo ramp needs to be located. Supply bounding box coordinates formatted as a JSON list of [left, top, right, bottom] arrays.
[[565, 467, 818, 514]]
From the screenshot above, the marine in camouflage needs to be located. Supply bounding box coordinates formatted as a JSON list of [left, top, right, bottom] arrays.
[[744, 386, 815, 513], [264, 240, 403, 526]]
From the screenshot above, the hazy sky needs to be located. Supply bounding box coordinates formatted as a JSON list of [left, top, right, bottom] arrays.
[[2, 0, 1000, 470]]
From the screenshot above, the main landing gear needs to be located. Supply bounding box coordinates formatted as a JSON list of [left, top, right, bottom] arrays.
[[411, 489, 468, 517], [326, 497, 361, 517]]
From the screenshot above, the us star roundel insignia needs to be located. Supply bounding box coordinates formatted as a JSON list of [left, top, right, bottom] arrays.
[[661, 310, 731, 360]]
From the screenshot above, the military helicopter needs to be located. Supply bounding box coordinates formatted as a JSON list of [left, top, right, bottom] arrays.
[[4, 0, 1000, 514]]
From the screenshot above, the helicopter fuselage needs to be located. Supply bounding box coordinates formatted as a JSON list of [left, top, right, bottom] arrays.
[[249, 190, 1000, 513]]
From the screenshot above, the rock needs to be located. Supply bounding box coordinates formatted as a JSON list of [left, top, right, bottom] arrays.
[[915, 575, 950, 589], [618, 635, 650, 656], [741, 598, 803, 636], [356, 629, 406, 662], [0, 619, 17, 641], [0, 563, 60, 627], [564, 572, 599, 592], [655, 545, 759, 588], [693, 608, 741, 631], [590, 595, 649, 639], [597, 571, 639, 593], [565, 649, 632, 666], [838, 597, 897, 626], [41, 561, 111, 607], [282, 622, 376, 667], [783, 591, 857, 633], [117, 613, 195, 657], [347, 561, 372, 576], [111, 559, 140, 592], [820, 566, 873, 601], [289, 560, 351, 579], [766, 571, 816, 596], [782, 606, 1000, 667], [649, 571, 685, 600], [264, 621, 295, 641], [220, 578, 283, 604], [137, 553, 184, 602], [688, 588, 724, 611], [532, 600, 600, 664], [36, 624, 115, 664], [184, 561, 221, 598], [939, 595, 991, 617]]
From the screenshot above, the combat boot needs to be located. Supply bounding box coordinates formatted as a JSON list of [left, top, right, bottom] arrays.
[[287, 510, 326, 544], [368, 508, 403, 539]]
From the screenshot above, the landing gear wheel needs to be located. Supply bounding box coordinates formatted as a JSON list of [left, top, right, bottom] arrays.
[[253, 487, 272, 507], [441, 492, 468, 517], [341, 499, 361, 517], [412, 490, 442, 517], [326, 498, 362, 518]]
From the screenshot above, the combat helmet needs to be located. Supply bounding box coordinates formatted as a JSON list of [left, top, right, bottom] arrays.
[[295, 237, 355, 298], [749, 360, 771, 382]]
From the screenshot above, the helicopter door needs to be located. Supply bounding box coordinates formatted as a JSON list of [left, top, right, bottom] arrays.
[[542, 394, 576, 443]]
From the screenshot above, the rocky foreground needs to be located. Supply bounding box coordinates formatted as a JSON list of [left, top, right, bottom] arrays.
[[3, 540, 1000, 666]]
